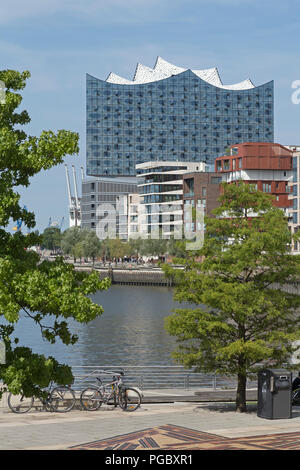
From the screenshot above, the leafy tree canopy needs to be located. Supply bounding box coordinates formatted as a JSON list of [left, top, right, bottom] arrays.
[[0, 70, 110, 398], [163, 182, 300, 412], [41, 226, 62, 251]]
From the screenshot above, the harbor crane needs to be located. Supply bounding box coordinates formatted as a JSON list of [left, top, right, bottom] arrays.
[[64, 164, 83, 228]]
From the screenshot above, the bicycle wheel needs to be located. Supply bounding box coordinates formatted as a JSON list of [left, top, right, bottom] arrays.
[[292, 388, 300, 405], [8, 392, 34, 414], [80, 387, 103, 411], [119, 387, 141, 412], [49, 386, 76, 413]]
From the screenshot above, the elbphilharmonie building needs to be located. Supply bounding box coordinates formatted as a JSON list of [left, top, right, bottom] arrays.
[[86, 57, 274, 177]]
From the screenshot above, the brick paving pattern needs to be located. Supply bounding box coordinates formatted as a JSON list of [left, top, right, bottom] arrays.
[[69, 424, 300, 450]]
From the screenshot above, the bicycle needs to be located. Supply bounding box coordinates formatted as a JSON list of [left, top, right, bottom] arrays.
[[292, 387, 300, 406], [80, 370, 141, 412], [7, 383, 76, 414]]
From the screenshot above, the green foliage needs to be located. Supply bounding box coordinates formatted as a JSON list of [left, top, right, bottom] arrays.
[[139, 238, 168, 257], [1, 347, 73, 399], [167, 236, 189, 261], [41, 227, 61, 251], [0, 69, 110, 398], [60, 227, 87, 260], [60, 230, 189, 262], [163, 182, 300, 412], [103, 238, 130, 259], [81, 231, 102, 262]]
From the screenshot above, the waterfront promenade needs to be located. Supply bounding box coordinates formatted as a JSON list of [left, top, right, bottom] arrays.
[[1, 388, 300, 450]]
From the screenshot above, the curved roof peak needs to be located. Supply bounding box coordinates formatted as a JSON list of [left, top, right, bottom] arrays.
[[106, 56, 256, 90], [154, 56, 186, 75]]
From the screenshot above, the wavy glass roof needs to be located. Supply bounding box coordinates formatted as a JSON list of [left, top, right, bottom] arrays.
[[106, 56, 255, 90]]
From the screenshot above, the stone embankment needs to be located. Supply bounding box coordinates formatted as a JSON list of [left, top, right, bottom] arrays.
[[75, 265, 175, 286]]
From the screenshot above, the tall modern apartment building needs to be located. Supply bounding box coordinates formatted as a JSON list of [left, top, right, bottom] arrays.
[[86, 56, 274, 177]]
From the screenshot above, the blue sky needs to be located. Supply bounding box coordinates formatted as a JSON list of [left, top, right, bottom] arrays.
[[1, 0, 300, 232]]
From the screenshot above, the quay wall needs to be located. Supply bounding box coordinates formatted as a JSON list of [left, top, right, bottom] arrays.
[[75, 266, 174, 286], [74, 266, 300, 291]]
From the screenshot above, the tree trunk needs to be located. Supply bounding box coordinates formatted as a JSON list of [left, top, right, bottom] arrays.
[[236, 372, 247, 412]]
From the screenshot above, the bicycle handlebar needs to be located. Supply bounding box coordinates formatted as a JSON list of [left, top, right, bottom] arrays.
[[102, 369, 124, 376]]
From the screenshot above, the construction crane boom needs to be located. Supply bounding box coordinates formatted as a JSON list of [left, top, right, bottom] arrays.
[[64, 165, 72, 207], [72, 165, 79, 210]]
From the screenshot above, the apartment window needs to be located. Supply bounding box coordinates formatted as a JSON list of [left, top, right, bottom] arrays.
[[262, 183, 271, 193], [202, 187, 207, 197], [185, 178, 194, 197], [223, 160, 230, 170], [211, 177, 222, 184]]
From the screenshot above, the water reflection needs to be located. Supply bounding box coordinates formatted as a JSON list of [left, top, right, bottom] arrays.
[[12, 286, 184, 366]]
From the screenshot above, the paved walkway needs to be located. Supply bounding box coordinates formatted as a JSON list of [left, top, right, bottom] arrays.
[[1, 390, 300, 450]]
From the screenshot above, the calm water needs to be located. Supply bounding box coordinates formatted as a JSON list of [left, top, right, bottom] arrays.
[[12, 285, 186, 367]]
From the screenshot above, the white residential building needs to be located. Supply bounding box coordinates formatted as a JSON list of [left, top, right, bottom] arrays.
[[136, 161, 208, 238]]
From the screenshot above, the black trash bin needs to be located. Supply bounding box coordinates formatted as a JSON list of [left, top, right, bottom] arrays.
[[257, 369, 292, 419]]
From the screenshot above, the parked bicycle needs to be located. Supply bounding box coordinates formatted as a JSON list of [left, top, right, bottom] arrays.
[[80, 370, 141, 412], [8, 382, 76, 414], [292, 387, 300, 406]]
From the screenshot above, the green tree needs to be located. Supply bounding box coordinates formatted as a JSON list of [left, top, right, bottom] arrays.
[[107, 238, 127, 260], [163, 182, 300, 412], [73, 241, 84, 263], [61, 227, 89, 262], [166, 236, 188, 260], [81, 230, 102, 265], [0, 70, 110, 399], [41, 227, 61, 252], [140, 238, 168, 258]]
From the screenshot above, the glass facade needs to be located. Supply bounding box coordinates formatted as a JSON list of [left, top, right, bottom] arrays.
[[86, 69, 274, 177]]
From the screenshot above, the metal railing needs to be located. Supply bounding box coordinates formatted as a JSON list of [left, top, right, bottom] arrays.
[[70, 365, 257, 391]]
